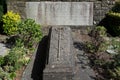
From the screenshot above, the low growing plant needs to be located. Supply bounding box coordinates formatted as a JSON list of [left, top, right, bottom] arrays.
[[105, 52, 120, 79], [85, 26, 120, 80], [99, 11, 120, 36], [18, 19, 42, 48], [0, 45, 30, 79], [0, 56, 4, 66], [0, 11, 43, 80], [85, 26, 108, 53], [0, 67, 16, 80], [111, 38, 120, 53], [0, 5, 3, 21], [2, 11, 21, 35], [112, 1, 120, 13]]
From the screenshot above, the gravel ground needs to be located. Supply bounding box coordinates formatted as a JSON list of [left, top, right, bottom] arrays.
[[72, 29, 96, 80]]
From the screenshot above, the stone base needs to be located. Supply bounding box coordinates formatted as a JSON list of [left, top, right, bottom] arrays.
[[43, 65, 74, 80]]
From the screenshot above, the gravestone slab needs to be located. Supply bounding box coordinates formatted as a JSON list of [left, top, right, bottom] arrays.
[[43, 27, 74, 80], [26, 2, 93, 26]]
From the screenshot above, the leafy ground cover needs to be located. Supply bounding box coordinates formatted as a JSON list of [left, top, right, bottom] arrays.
[[84, 26, 120, 80], [0, 11, 43, 80], [89, 2, 120, 79]]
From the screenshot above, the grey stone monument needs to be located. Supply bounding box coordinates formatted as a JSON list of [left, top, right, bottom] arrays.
[[26, 2, 93, 26], [43, 27, 75, 80]]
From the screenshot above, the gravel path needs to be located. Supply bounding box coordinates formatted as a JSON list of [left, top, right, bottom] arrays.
[[72, 29, 95, 80]]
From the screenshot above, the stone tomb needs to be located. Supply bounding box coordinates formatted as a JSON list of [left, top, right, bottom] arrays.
[[43, 27, 75, 80]]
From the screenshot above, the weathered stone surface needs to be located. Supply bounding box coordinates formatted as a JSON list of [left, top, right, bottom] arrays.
[[0, 43, 9, 56], [26, 2, 93, 26], [43, 27, 74, 80], [44, 66, 73, 80]]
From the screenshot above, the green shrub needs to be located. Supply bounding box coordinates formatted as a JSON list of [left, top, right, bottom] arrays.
[[18, 19, 42, 48], [106, 12, 120, 36], [99, 1, 120, 36], [0, 5, 4, 33], [107, 11, 120, 20], [0, 39, 31, 79], [112, 2, 120, 13], [0, 0, 7, 34], [0, 5, 3, 21], [4, 46, 26, 64], [86, 26, 107, 53], [0, 67, 16, 80], [108, 66, 120, 80], [0, 0, 6, 20], [100, 12, 120, 36], [4, 51, 19, 69], [2, 11, 21, 35], [0, 11, 42, 79], [110, 54, 120, 79], [0, 56, 4, 66], [110, 38, 120, 54]]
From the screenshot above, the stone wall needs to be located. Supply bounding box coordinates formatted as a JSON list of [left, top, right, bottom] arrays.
[[93, 0, 115, 24], [7, 1, 26, 19], [7, 0, 115, 25]]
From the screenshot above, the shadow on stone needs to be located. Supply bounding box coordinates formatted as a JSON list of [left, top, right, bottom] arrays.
[[31, 36, 48, 80]]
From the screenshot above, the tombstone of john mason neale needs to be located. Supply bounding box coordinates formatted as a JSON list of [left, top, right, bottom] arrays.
[[43, 27, 75, 80]]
